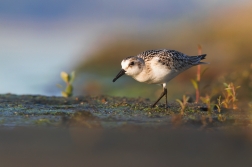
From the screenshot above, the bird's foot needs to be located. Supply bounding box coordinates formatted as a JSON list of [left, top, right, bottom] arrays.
[[151, 104, 170, 109]]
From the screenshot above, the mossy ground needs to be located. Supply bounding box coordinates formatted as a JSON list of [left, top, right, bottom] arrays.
[[0, 94, 250, 130]]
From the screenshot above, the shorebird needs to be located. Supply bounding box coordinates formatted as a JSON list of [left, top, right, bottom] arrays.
[[113, 49, 208, 108]]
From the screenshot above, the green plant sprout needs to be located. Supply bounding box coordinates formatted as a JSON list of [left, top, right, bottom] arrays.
[[176, 95, 189, 115], [215, 96, 223, 113], [191, 68, 208, 101], [215, 96, 226, 122], [200, 95, 214, 114], [57, 71, 75, 97], [222, 82, 240, 109]]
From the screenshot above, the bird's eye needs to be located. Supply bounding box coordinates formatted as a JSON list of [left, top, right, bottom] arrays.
[[129, 62, 135, 66]]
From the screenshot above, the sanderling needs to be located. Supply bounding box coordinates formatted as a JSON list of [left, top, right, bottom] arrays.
[[113, 49, 208, 108]]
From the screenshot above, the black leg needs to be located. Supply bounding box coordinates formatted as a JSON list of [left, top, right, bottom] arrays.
[[165, 88, 168, 108], [151, 88, 167, 108]]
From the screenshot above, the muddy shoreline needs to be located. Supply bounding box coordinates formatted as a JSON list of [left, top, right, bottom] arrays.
[[0, 94, 250, 129]]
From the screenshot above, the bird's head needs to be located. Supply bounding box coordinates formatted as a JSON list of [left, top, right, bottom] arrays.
[[113, 56, 144, 82]]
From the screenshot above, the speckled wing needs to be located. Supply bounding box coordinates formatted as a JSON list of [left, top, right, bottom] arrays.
[[137, 49, 207, 71]]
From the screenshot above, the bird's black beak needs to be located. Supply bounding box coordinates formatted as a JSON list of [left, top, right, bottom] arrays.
[[113, 69, 126, 82]]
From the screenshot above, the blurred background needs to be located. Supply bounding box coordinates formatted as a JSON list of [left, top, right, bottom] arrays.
[[1, 0, 252, 104]]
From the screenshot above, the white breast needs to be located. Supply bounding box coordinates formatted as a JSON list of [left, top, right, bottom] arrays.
[[134, 57, 180, 84], [149, 59, 175, 83]]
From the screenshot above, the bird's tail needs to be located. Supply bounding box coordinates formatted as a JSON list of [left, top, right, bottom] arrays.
[[199, 54, 207, 60], [190, 54, 209, 65]]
